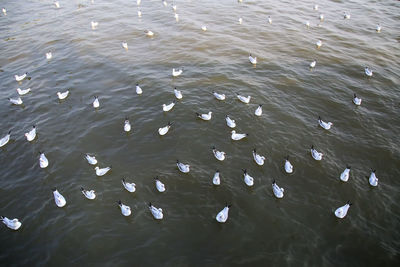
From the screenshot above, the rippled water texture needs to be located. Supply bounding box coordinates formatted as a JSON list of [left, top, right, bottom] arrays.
[[1, 0, 400, 265]]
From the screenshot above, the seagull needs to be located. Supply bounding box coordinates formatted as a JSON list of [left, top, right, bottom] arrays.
[[91, 21, 99, 30], [25, 125, 36, 142], [319, 14, 324, 21], [149, 203, 163, 220], [368, 169, 378, 187], [238, 17, 243, 24], [212, 170, 221, 185], [155, 177, 165, 192], [255, 105, 262, 116], [39, 151, 49, 168], [284, 156, 293, 173], [177, 160, 190, 173], [172, 68, 183, 77], [174, 13, 179, 22], [216, 203, 231, 223], [57, 90, 69, 100], [122, 178, 136, 193], [313, 4, 318, 11], [145, 30, 154, 37], [376, 24, 381, 33], [272, 180, 284, 198], [213, 91, 225, 100], [318, 116, 333, 130], [268, 16, 272, 24], [212, 146, 226, 161], [2, 7, 6, 15], [365, 67, 373, 77], [200, 25, 207, 32], [353, 93, 362, 106], [117, 200, 131, 216], [137, 10, 142, 17], [85, 154, 97, 165], [17, 88, 31, 95], [158, 122, 172, 136], [196, 111, 212, 121], [122, 41, 128, 50], [15, 73, 28, 82], [249, 54, 257, 65], [137, 0, 141, 5], [334, 201, 352, 218], [344, 12, 350, 19], [53, 188, 66, 207], [93, 96, 99, 108], [231, 130, 248, 141], [163, 101, 175, 112], [172, 3, 177, 12], [8, 97, 23, 105], [305, 21, 310, 28], [252, 149, 265, 166], [340, 165, 351, 182], [243, 169, 254, 187], [1, 216, 21, 230], [54, 1, 60, 8], [81, 187, 96, 200], [311, 145, 323, 161], [225, 115, 236, 128], [236, 93, 251, 104], [174, 87, 183, 99], [95, 166, 111, 176], [136, 83, 142, 95], [316, 40, 322, 48], [0, 131, 11, 148], [124, 118, 131, 132], [310, 60, 316, 68], [46, 52, 52, 60], [163, 0, 167, 7]]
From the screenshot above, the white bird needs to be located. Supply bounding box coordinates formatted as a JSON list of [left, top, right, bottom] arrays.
[[17, 87, 31, 95], [255, 105, 262, 116], [93, 96, 99, 108], [177, 160, 190, 173], [284, 156, 293, 173], [163, 101, 175, 112], [216, 203, 231, 223], [313, 4, 318, 11], [117, 200, 131, 216], [318, 116, 333, 130], [81, 187, 96, 200], [1, 216, 21, 230], [249, 54, 257, 65], [311, 145, 323, 161], [319, 14, 324, 21], [0, 131, 11, 148], [54, 1, 60, 8], [174, 13, 179, 22], [225, 115, 236, 128], [238, 17, 243, 24], [365, 67, 373, 77], [53, 188, 66, 207], [201, 25, 207, 31], [252, 149, 265, 166], [8, 97, 23, 105], [310, 60, 316, 68], [15, 73, 27, 82], [39, 151, 49, 168], [334, 201, 352, 218], [135, 83, 143, 95], [149, 203, 163, 220], [376, 24, 381, 33], [174, 87, 182, 99], [268, 16, 272, 24], [25, 125, 36, 142], [145, 30, 154, 37], [236, 93, 251, 104], [57, 90, 69, 100], [243, 169, 254, 187], [368, 169, 378, 187], [316, 40, 322, 48], [196, 111, 212, 121], [158, 122, 172, 136], [95, 166, 111, 176], [172, 68, 183, 77], [172, 4, 177, 12], [2, 7, 6, 15], [155, 177, 166, 192], [344, 12, 350, 19], [85, 154, 97, 165], [46, 52, 52, 60], [212, 170, 221, 185], [91, 21, 98, 30], [137, 10, 142, 18], [353, 93, 362, 106], [305, 21, 310, 28], [212, 146, 226, 161], [137, 0, 141, 5], [122, 178, 136, 193], [340, 165, 351, 182], [212, 91, 225, 100], [163, 0, 167, 7], [122, 41, 128, 50], [231, 130, 248, 141], [272, 180, 284, 198], [124, 118, 131, 132]]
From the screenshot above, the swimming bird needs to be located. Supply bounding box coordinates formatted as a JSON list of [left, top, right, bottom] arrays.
[[318, 116, 333, 130], [196, 111, 212, 121], [91, 21, 98, 30], [340, 165, 351, 182], [137, 10, 142, 18], [174, 13, 179, 22], [365, 67, 373, 77], [212, 146, 226, 161], [122, 178, 136, 193], [319, 14, 324, 21], [236, 93, 251, 104], [145, 30, 154, 37], [46, 52, 52, 60], [54, 1, 60, 8], [334, 201, 352, 218], [268, 16, 272, 24], [231, 130, 248, 141], [255, 105, 262, 116], [81, 187, 96, 199], [163, 101, 175, 112], [284, 156, 293, 173], [25, 125, 36, 142], [177, 160, 190, 173], [213, 91, 225, 100], [155, 177, 166, 192], [95, 166, 111, 176], [310, 60, 316, 68], [93, 96, 99, 108], [249, 54, 257, 65], [174, 87, 183, 99], [135, 83, 142, 95], [8, 97, 23, 105], [15, 73, 27, 82], [344, 12, 350, 19], [163, 0, 167, 7], [53, 188, 66, 207], [2, 7, 6, 15], [137, 0, 141, 5], [368, 169, 378, 187], [172, 3, 177, 12], [17, 87, 31, 95], [216, 203, 231, 223], [122, 41, 128, 50], [239, 17, 243, 24], [311, 145, 323, 161], [201, 25, 207, 31], [39, 151, 49, 168], [353, 93, 362, 106], [172, 68, 183, 77], [243, 169, 254, 187], [57, 90, 69, 100], [225, 115, 236, 128], [316, 40, 322, 48], [0, 131, 11, 148], [376, 24, 381, 33], [117, 200, 131, 216], [272, 180, 284, 198], [158, 122, 172, 136], [85, 154, 97, 165], [252, 149, 265, 166], [1, 216, 21, 230], [212, 170, 221, 185], [149, 203, 163, 220], [313, 4, 318, 11], [305, 21, 310, 28], [124, 118, 131, 132]]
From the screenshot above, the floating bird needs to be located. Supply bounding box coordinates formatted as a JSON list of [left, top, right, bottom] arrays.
[[57, 90, 69, 100], [249, 54, 257, 65], [212, 170, 221, 185], [122, 178, 136, 193], [272, 180, 284, 198], [124, 118, 131, 132], [305, 21, 310, 28], [368, 169, 378, 187], [252, 149, 265, 166], [236, 93, 251, 104], [174, 13, 179, 22], [310, 60, 316, 68], [149, 203, 163, 220], [177, 160, 190, 173], [15, 73, 27, 82], [334, 201, 352, 218], [17, 87, 31, 95], [122, 41, 128, 50], [255, 105, 262, 116], [155, 177, 166, 192], [95, 166, 111, 176], [353, 93, 362, 106], [137, 0, 141, 5], [53, 188, 66, 207], [243, 169, 254, 187], [0, 131, 11, 148], [54, 1, 60, 8], [85, 154, 97, 165], [376, 24, 381, 33], [172, 3, 177, 12], [145, 30, 154, 37], [163, 101, 175, 112], [344, 12, 350, 19], [284, 156, 293, 173], [93, 96, 99, 108], [91, 21, 98, 30], [1, 216, 21, 230], [196, 111, 212, 121], [158, 122, 172, 136], [135, 83, 143, 95], [225, 115, 236, 128], [216, 203, 231, 223], [316, 40, 322, 48], [8, 97, 23, 105], [117, 200, 131, 216], [213, 91, 225, 100], [319, 14, 324, 21], [238, 17, 243, 24], [46, 52, 52, 60], [2, 7, 6, 15], [39, 151, 49, 168], [163, 1, 167, 7], [340, 165, 351, 182], [231, 130, 248, 141], [201, 25, 207, 31], [174, 87, 182, 99], [212, 146, 226, 161], [313, 4, 318, 11], [318, 116, 333, 130], [311, 145, 323, 161], [268, 16, 272, 24], [81, 187, 96, 200], [365, 67, 373, 77], [25, 125, 36, 142], [172, 68, 183, 77], [137, 10, 142, 18]]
